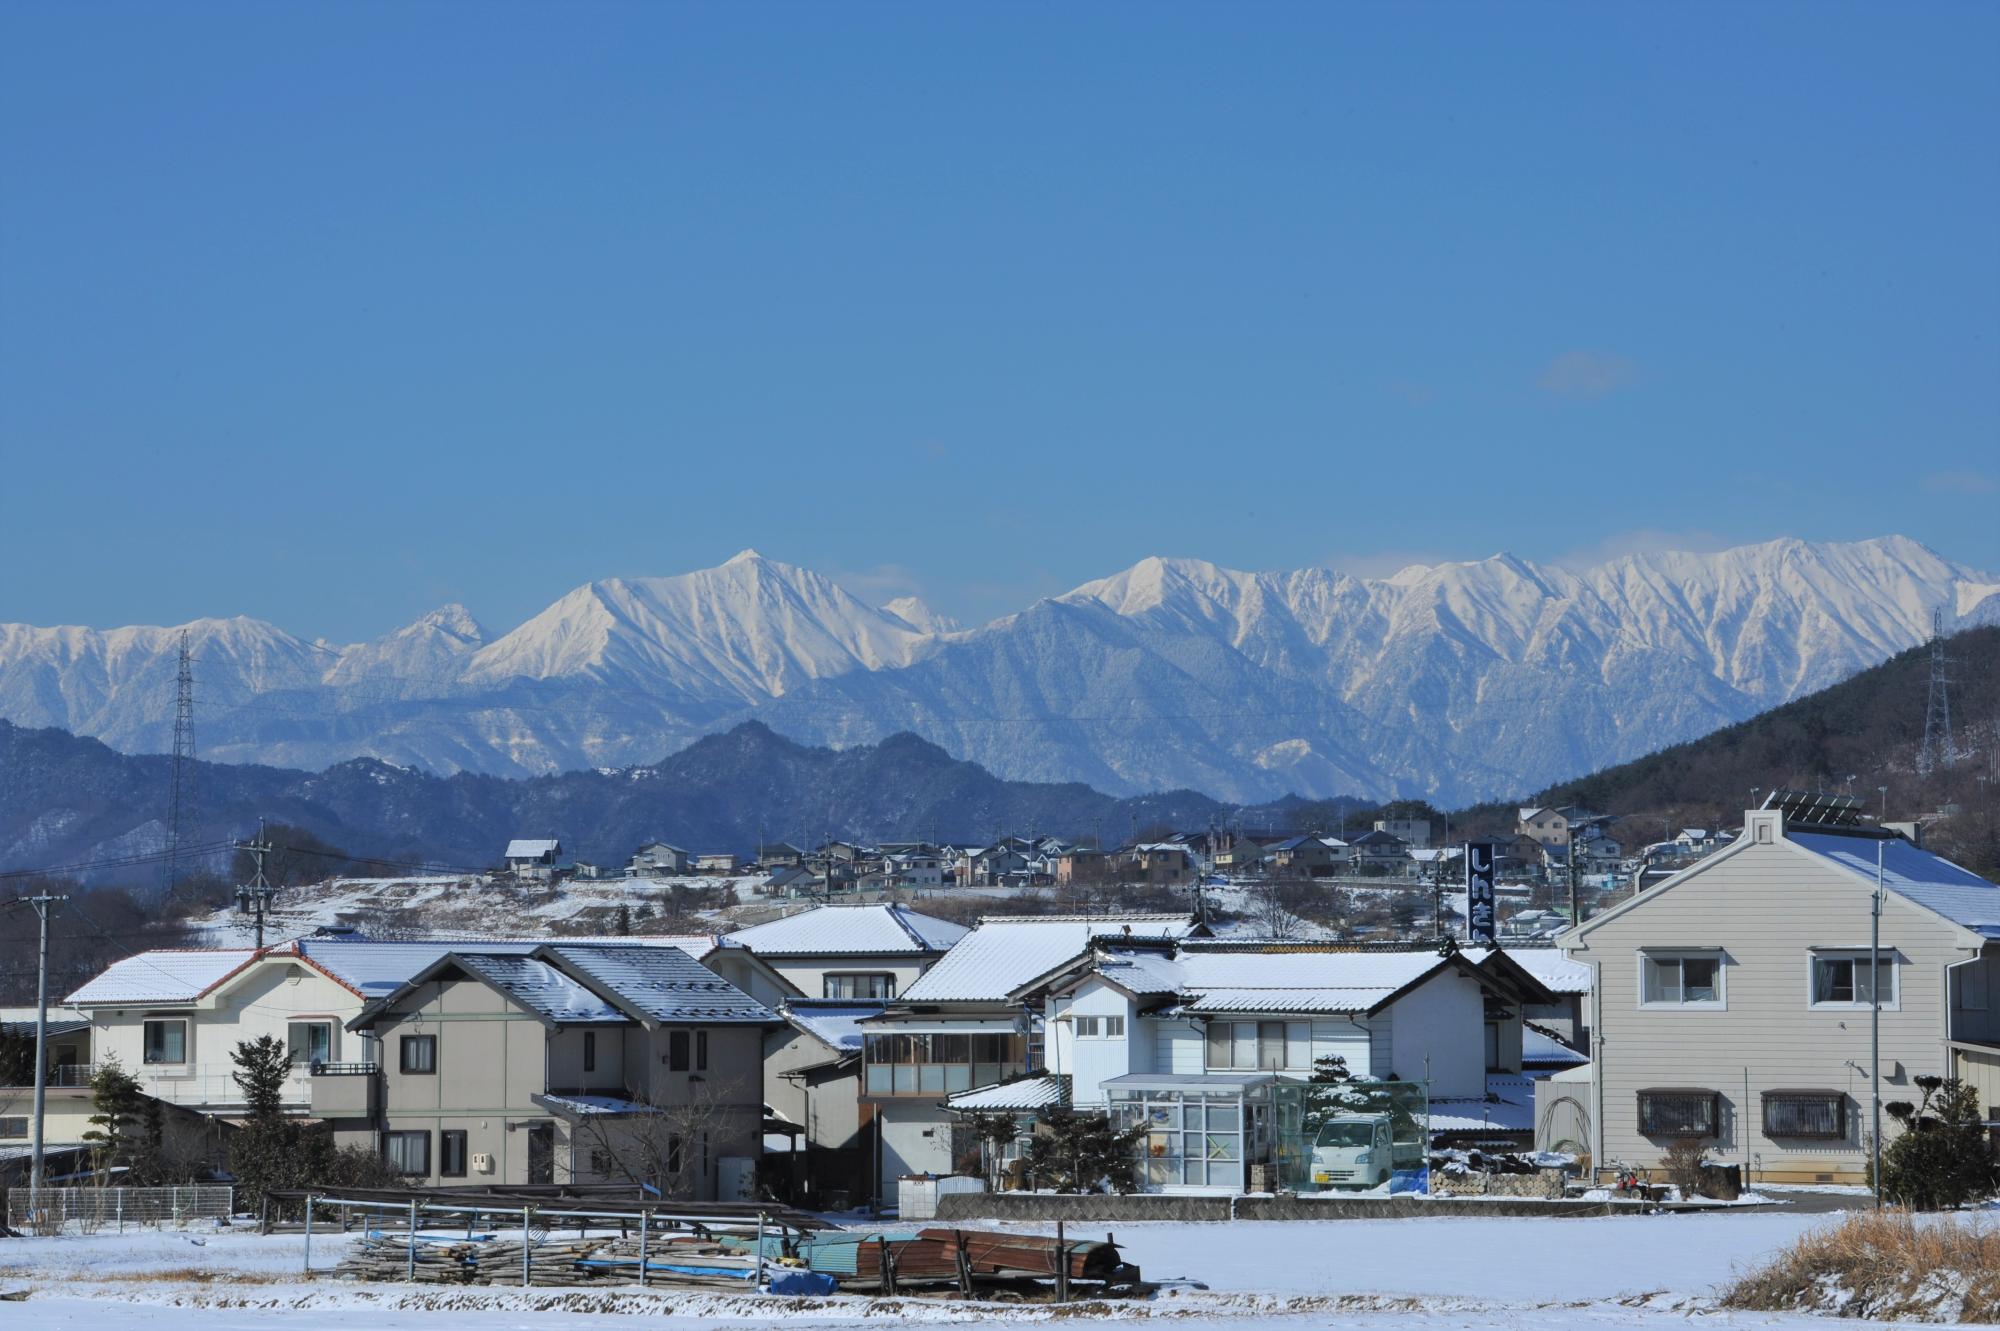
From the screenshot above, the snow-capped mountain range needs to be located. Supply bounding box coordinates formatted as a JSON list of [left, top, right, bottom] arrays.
[[3, 537, 1995, 804]]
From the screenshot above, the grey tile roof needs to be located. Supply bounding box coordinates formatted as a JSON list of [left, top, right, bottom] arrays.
[[539, 944, 779, 1024], [781, 1000, 883, 1051], [452, 953, 626, 1025], [902, 914, 1199, 1002]]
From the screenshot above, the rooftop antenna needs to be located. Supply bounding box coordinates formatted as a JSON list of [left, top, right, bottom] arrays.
[[163, 629, 197, 902], [1919, 608, 1956, 776]]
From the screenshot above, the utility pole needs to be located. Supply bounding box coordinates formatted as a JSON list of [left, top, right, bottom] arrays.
[[234, 817, 277, 948], [1871, 837, 1885, 1210], [19, 891, 70, 1204], [1566, 835, 1579, 928]]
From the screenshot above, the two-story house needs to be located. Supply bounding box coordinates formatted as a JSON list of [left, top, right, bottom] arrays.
[[504, 838, 563, 882], [346, 943, 779, 1197], [729, 904, 968, 1001], [857, 914, 1204, 1205], [1561, 798, 2000, 1185], [942, 940, 1556, 1193], [628, 841, 692, 876], [1265, 835, 1349, 878]]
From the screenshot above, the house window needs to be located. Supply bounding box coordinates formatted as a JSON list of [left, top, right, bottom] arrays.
[[696, 1030, 709, 1072], [439, 1130, 468, 1177], [1636, 1089, 1719, 1137], [824, 973, 895, 999], [1205, 1020, 1311, 1070], [583, 1031, 597, 1073], [400, 1034, 437, 1075], [384, 1130, 431, 1175], [143, 1018, 188, 1065], [666, 1134, 684, 1176], [1809, 952, 1896, 1008], [288, 1022, 333, 1066], [1763, 1091, 1847, 1140], [589, 1147, 616, 1177], [0, 1117, 26, 1139], [1073, 1015, 1125, 1039], [1640, 952, 1724, 1007], [668, 1031, 690, 1072]]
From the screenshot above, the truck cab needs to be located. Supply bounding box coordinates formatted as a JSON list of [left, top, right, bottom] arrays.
[[1310, 1113, 1393, 1189]]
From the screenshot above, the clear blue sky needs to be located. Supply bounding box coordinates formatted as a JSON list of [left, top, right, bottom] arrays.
[[4, 2, 1995, 640]]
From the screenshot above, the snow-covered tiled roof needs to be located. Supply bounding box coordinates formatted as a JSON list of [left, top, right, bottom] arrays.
[[453, 953, 626, 1024], [533, 1093, 657, 1118], [539, 945, 777, 1024], [298, 937, 720, 997], [782, 1000, 883, 1051], [1462, 947, 1593, 995], [67, 949, 261, 1005], [505, 838, 560, 859], [1523, 1026, 1588, 1067], [1793, 832, 2000, 931], [728, 904, 968, 956], [946, 1075, 1068, 1113], [1430, 1076, 1536, 1135], [1060, 945, 1487, 1014], [902, 915, 1198, 1002]]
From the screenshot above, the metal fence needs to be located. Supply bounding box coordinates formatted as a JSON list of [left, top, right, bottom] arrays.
[[6, 1185, 234, 1235]]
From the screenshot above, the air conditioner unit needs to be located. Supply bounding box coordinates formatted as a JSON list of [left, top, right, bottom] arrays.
[[471, 1153, 494, 1174]]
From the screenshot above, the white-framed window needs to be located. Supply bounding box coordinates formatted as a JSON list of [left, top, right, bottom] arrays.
[[143, 1018, 189, 1064], [824, 973, 895, 999], [1810, 951, 1898, 1009], [288, 1021, 334, 1066], [1639, 951, 1725, 1008], [1073, 1015, 1126, 1039], [1205, 1020, 1312, 1070]]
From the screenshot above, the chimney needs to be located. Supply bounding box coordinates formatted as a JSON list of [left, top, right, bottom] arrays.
[[1883, 820, 1923, 848]]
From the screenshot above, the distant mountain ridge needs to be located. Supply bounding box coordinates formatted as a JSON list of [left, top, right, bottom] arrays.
[[3, 536, 1996, 804]]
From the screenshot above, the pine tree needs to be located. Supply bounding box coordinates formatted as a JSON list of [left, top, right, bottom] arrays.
[[82, 1059, 145, 1182], [1020, 1107, 1147, 1194], [1881, 1076, 1999, 1210]]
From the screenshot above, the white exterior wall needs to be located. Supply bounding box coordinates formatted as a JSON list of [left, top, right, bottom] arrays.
[[1050, 980, 1145, 1107], [877, 1100, 955, 1201], [1386, 971, 1487, 1097], [84, 957, 365, 1111]]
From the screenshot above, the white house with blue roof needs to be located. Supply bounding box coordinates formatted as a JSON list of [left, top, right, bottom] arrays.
[[1562, 798, 2000, 1185]]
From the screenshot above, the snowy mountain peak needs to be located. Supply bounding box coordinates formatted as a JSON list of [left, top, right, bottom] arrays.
[[415, 603, 486, 643], [882, 596, 961, 635], [725, 548, 766, 565]]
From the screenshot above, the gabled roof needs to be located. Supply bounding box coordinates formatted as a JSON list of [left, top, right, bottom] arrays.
[[1031, 943, 1516, 1016], [1461, 946, 1587, 998], [536, 945, 778, 1025], [67, 949, 263, 1006], [729, 904, 969, 956], [296, 937, 718, 998], [946, 1075, 1068, 1113], [452, 953, 627, 1025], [635, 841, 687, 854], [505, 838, 560, 859], [901, 914, 1199, 1003]]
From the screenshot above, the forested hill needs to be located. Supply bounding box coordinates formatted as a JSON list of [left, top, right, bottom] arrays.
[[1501, 625, 1999, 874]]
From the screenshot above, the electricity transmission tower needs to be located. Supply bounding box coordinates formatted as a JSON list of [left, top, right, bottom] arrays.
[[164, 630, 198, 899], [1919, 609, 1956, 777]]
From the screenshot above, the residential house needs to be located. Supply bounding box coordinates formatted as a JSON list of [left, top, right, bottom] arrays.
[[1053, 849, 1113, 887], [1373, 818, 1434, 850], [695, 853, 742, 874], [728, 904, 969, 1001], [1210, 833, 1271, 875], [505, 838, 563, 882], [762, 998, 884, 1208], [629, 842, 693, 876], [1560, 800, 2000, 1184], [347, 944, 779, 1196], [1265, 835, 1349, 878], [885, 853, 944, 889], [1346, 829, 1413, 874], [1123, 843, 1197, 887], [758, 843, 806, 870], [859, 914, 1204, 1204], [991, 940, 1557, 1191]]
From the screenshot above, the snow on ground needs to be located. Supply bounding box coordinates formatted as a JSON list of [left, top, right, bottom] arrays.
[[0, 1211, 1917, 1330]]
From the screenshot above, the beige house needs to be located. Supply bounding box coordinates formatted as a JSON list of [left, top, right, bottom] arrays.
[[762, 999, 879, 1208], [1561, 804, 2000, 1184], [345, 944, 778, 1198]]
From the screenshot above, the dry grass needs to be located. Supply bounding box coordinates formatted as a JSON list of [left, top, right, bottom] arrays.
[[1722, 1209, 2000, 1322]]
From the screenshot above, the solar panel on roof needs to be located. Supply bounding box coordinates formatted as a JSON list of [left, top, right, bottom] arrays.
[[1761, 788, 1866, 827]]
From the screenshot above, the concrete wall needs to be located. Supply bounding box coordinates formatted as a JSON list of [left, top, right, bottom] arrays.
[[876, 1099, 955, 1203]]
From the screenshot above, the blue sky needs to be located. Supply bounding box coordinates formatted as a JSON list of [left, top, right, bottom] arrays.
[[3, 2, 1996, 640]]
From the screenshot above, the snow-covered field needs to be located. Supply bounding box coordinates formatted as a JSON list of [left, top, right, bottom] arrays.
[[0, 1210, 1917, 1330]]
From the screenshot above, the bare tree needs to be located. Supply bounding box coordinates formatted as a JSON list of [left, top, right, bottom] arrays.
[[567, 1074, 754, 1200]]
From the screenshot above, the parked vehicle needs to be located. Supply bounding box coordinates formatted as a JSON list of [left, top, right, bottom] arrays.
[[1311, 1113, 1393, 1188]]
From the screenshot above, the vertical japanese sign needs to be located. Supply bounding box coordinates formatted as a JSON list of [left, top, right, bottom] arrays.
[[1464, 840, 1499, 944]]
